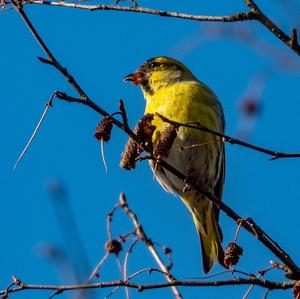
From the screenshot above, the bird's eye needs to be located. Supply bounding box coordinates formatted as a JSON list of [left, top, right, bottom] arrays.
[[148, 61, 160, 69]]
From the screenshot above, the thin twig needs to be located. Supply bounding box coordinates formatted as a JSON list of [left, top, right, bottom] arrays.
[[242, 265, 275, 299], [119, 193, 183, 299], [123, 238, 141, 283], [48, 289, 63, 299], [153, 242, 173, 271], [119, 99, 129, 130], [233, 220, 243, 243], [291, 28, 298, 48], [13, 93, 54, 169], [155, 113, 300, 160], [1, 281, 16, 299], [189, 269, 240, 280], [100, 140, 108, 173], [107, 238, 141, 299], [106, 203, 122, 240], [55, 92, 137, 139], [115, 256, 127, 299], [105, 267, 171, 299], [244, 0, 300, 56], [86, 252, 110, 283], [263, 289, 270, 299]]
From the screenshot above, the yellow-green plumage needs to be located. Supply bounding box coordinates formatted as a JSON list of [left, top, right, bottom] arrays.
[[125, 56, 225, 273]]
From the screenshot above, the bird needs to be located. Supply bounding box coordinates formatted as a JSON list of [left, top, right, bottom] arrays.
[[124, 56, 225, 273]]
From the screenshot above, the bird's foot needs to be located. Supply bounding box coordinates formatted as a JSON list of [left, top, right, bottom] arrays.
[[182, 175, 197, 193]]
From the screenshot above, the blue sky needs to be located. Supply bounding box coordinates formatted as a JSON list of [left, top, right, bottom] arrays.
[[1, 0, 300, 298]]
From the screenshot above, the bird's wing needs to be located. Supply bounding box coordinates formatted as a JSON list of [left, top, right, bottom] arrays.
[[212, 145, 225, 239]]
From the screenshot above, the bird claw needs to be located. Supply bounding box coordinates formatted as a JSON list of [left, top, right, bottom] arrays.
[[183, 176, 197, 193]]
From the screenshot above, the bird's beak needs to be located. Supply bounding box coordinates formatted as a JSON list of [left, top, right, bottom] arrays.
[[123, 71, 145, 86]]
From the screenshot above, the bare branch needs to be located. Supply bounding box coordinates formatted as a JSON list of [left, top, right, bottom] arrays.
[[119, 193, 183, 299], [23, 0, 300, 56], [122, 238, 141, 299], [155, 113, 300, 160], [0, 276, 294, 297], [52, 94, 300, 161], [242, 265, 276, 299], [244, 0, 300, 55], [86, 252, 110, 284], [13, 93, 54, 169], [105, 267, 174, 299], [106, 203, 122, 241], [27, 1, 254, 22], [123, 238, 141, 283]]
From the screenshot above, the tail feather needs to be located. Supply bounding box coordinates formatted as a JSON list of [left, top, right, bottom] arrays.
[[186, 195, 225, 273], [197, 212, 224, 273]]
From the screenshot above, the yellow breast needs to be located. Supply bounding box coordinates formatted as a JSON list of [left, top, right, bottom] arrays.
[[144, 80, 224, 145]]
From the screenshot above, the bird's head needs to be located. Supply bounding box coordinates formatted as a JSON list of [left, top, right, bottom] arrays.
[[124, 56, 195, 95]]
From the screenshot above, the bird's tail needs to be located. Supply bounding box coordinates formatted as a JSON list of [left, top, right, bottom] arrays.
[[184, 194, 224, 273]]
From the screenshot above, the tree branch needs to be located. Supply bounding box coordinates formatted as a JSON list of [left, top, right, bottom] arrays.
[[0, 277, 294, 297], [155, 113, 300, 161], [27, 0, 254, 22], [119, 193, 183, 299], [244, 0, 300, 56], [52, 92, 300, 161], [23, 0, 300, 56]]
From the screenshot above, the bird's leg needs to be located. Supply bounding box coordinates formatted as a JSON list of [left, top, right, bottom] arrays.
[[182, 175, 197, 193]]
